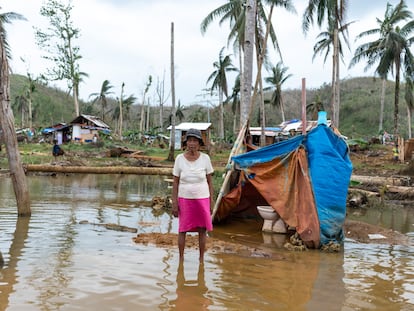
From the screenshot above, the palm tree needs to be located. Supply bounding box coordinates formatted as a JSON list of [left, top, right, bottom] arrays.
[[13, 95, 28, 127], [303, 0, 349, 128], [0, 9, 30, 215], [225, 74, 241, 134], [404, 74, 414, 138], [264, 61, 292, 123], [201, 0, 296, 129], [89, 80, 114, 122], [313, 19, 354, 123], [122, 94, 137, 129], [306, 95, 325, 120], [207, 47, 238, 139], [24, 72, 37, 129], [349, 0, 414, 137], [167, 100, 186, 125]]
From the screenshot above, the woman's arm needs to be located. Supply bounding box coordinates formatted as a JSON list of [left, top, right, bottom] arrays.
[[172, 175, 180, 217], [206, 173, 214, 212]]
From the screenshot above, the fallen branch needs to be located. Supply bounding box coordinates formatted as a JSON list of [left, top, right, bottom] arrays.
[[351, 174, 411, 186]]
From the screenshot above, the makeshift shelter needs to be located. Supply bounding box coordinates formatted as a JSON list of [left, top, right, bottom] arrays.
[[41, 123, 72, 144], [213, 124, 353, 248]]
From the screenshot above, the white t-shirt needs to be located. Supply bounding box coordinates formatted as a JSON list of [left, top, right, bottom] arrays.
[[173, 153, 214, 199]]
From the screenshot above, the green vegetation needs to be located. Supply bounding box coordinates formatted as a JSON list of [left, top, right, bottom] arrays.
[[9, 74, 408, 142]]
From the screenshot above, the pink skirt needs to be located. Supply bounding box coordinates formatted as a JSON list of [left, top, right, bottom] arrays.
[[178, 197, 213, 232]]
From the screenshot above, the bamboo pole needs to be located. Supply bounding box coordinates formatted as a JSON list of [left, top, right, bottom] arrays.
[[211, 121, 248, 220]]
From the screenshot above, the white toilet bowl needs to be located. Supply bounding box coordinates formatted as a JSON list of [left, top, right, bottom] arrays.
[[257, 205, 287, 234]]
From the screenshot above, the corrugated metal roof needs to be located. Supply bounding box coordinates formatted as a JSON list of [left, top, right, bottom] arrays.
[[70, 114, 110, 129], [167, 122, 212, 130]]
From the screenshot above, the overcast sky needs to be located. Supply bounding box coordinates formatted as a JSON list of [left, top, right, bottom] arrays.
[[2, 0, 414, 107]]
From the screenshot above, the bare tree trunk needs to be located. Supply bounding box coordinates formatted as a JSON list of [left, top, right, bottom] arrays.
[[258, 4, 274, 147], [119, 82, 124, 140], [0, 39, 31, 216], [237, 45, 243, 132], [259, 78, 266, 146], [240, 0, 256, 128], [139, 95, 145, 132], [331, 25, 340, 128], [73, 83, 80, 116], [379, 78, 386, 133], [280, 96, 286, 123], [28, 92, 33, 129], [156, 73, 168, 132], [407, 105, 412, 139], [394, 59, 401, 138], [168, 22, 176, 162], [219, 87, 224, 139], [334, 27, 340, 127], [146, 98, 150, 132]]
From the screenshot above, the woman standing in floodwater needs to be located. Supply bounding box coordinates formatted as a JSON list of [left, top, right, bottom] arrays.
[[171, 128, 214, 263]]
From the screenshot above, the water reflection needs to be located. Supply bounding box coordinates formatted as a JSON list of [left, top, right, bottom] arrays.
[[168, 261, 211, 310], [0, 216, 29, 311], [0, 174, 412, 310]]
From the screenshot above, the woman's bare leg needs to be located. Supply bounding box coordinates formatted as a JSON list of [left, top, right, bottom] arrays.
[[178, 232, 186, 261], [198, 228, 207, 263]]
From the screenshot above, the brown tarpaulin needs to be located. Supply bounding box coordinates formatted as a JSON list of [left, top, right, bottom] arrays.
[[214, 147, 320, 248]]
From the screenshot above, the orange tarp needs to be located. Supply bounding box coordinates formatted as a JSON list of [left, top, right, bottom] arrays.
[[215, 147, 320, 248]]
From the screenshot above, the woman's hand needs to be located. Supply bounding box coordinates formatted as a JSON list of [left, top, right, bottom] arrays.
[[172, 203, 179, 217]]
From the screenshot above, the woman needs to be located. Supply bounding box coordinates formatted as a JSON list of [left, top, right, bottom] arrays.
[[172, 128, 214, 263]]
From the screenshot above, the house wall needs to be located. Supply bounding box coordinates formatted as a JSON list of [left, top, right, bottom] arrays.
[[72, 125, 98, 143], [72, 125, 81, 141]]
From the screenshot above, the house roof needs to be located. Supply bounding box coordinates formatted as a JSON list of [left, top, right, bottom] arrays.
[[249, 127, 282, 137], [70, 114, 110, 129], [42, 123, 71, 134], [167, 122, 212, 131]]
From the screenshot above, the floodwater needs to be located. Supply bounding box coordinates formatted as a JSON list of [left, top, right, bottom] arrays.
[[0, 174, 413, 311]]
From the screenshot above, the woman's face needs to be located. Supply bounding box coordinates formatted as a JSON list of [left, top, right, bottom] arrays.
[[186, 136, 200, 150]]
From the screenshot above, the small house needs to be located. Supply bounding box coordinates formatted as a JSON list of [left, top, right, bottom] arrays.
[[167, 122, 212, 151], [70, 114, 111, 143], [249, 127, 282, 146]]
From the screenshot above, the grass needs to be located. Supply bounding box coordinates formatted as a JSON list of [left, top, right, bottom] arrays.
[[0, 139, 231, 168]]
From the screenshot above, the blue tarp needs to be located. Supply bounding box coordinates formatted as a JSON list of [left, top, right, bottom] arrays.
[[231, 125, 353, 246]]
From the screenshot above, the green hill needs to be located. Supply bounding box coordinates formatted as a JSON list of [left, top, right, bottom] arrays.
[[9, 74, 408, 141]]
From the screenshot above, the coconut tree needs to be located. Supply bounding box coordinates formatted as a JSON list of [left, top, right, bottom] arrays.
[[13, 94, 28, 127], [313, 18, 353, 123], [0, 9, 31, 215], [207, 47, 238, 139], [405, 75, 414, 138], [167, 100, 186, 125], [89, 80, 114, 122], [306, 95, 325, 120], [201, 0, 295, 129], [264, 61, 292, 123], [303, 0, 349, 128], [225, 74, 241, 134], [349, 0, 414, 137]]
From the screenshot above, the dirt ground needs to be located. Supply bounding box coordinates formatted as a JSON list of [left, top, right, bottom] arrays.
[[132, 219, 411, 256]]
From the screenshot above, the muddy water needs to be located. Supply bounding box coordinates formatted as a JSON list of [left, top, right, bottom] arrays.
[[0, 174, 413, 311]]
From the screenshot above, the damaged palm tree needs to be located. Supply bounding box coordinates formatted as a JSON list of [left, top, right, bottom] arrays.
[[0, 10, 31, 216]]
